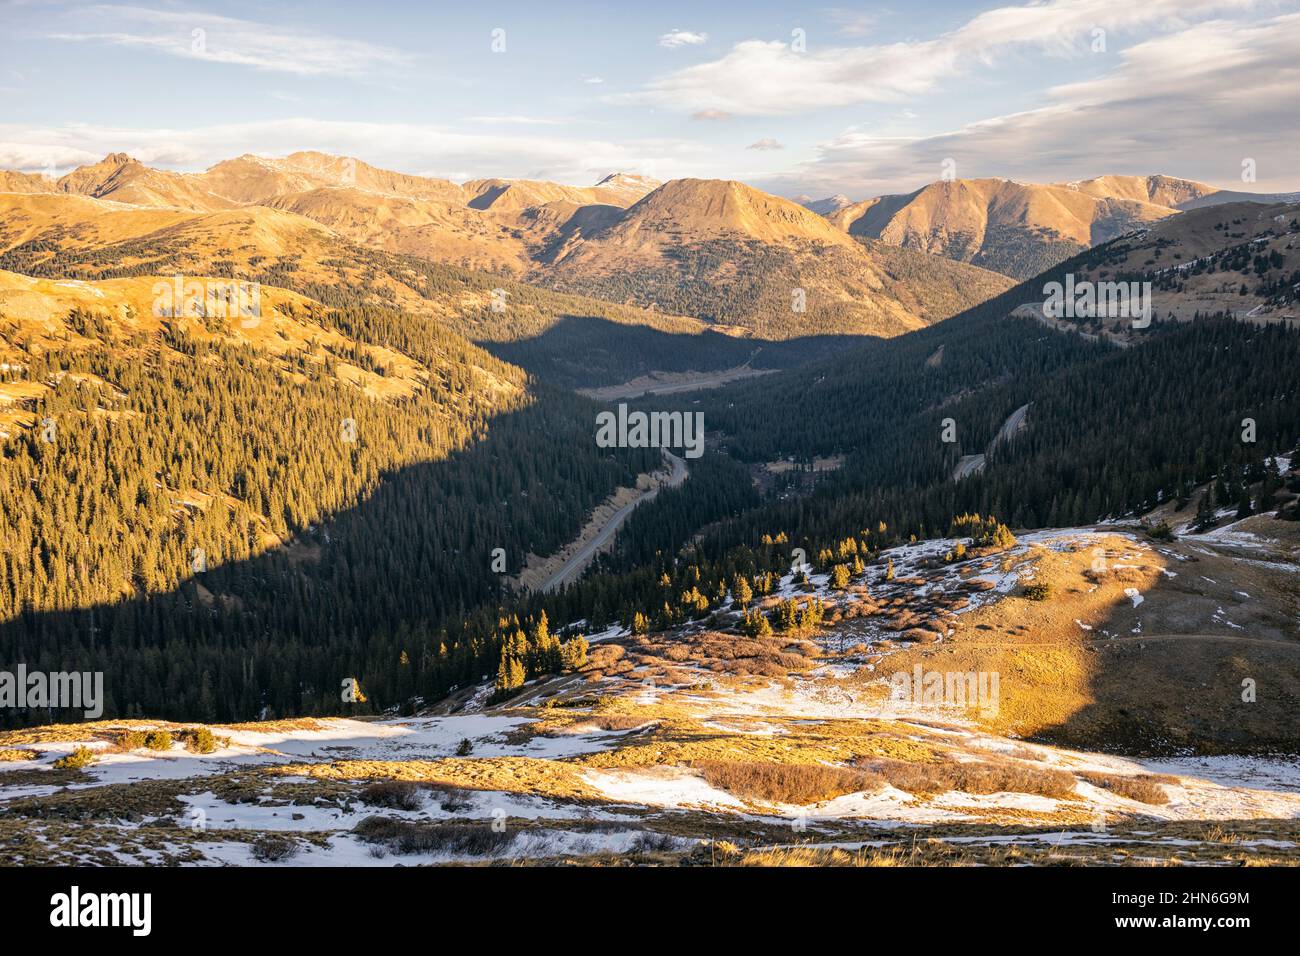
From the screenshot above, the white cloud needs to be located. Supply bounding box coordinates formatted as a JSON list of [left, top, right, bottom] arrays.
[[0, 119, 718, 186], [763, 11, 1300, 196], [464, 116, 567, 126], [659, 29, 708, 49], [45, 5, 411, 77], [746, 138, 784, 151], [627, 0, 1258, 114]]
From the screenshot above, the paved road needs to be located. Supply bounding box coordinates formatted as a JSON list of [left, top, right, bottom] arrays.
[[953, 403, 1029, 480], [581, 352, 771, 401], [952, 453, 986, 481], [992, 402, 1030, 448], [540, 451, 688, 593]]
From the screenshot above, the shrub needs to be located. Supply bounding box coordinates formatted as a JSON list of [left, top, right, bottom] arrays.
[[352, 817, 513, 856], [694, 759, 878, 805], [251, 833, 298, 862], [1144, 520, 1175, 541], [1023, 581, 1052, 601], [1078, 772, 1172, 805], [455, 737, 474, 757], [120, 730, 148, 750], [857, 758, 1077, 800], [53, 745, 97, 770], [143, 730, 174, 751], [358, 780, 424, 811], [182, 727, 218, 754], [434, 787, 474, 813]]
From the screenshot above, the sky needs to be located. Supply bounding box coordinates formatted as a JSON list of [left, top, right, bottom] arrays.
[[1, 0, 1297, 198]]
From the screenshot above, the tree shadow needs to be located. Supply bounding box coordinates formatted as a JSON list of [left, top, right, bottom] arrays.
[[476, 314, 862, 390]]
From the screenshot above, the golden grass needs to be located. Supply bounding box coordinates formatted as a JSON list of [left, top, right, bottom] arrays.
[[866, 535, 1163, 742], [279, 756, 596, 802], [693, 760, 876, 805], [857, 757, 1079, 800], [1078, 771, 1173, 805]]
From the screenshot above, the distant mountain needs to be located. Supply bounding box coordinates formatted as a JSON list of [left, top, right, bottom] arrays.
[[0, 155, 1012, 340], [798, 193, 853, 216], [1178, 188, 1300, 210], [824, 175, 1222, 279], [52, 152, 237, 211], [541, 178, 1014, 338]]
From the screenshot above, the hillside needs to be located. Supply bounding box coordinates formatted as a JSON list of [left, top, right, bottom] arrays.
[[2, 154, 1015, 341], [0, 264, 672, 723], [4, 517, 1299, 866], [1070, 199, 1300, 327], [816, 174, 1300, 283], [541, 179, 1014, 338], [822, 175, 1218, 280], [0, 190, 857, 387]]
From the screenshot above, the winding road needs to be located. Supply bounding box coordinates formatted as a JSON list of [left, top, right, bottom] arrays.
[[539, 450, 688, 593]]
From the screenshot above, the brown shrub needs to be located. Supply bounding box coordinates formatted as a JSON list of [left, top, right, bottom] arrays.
[[857, 758, 1078, 800], [593, 715, 653, 731], [587, 645, 625, 670], [727, 659, 791, 678], [358, 780, 424, 811], [694, 759, 879, 805], [251, 833, 298, 862], [1078, 772, 1171, 805], [885, 612, 920, 632], [353, 816, 512, 856]]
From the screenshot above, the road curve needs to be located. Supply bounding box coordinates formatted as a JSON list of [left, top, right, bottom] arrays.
[[540, 451, 688, 593]]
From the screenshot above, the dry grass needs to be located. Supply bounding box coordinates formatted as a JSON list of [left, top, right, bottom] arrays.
[[357, 779, 424, 811], [866, 535, 1164, 743], [693, 760, 876, 805], [589, 632, 817, 685], [0, 747, 39, 762], [353, 816, 513, 857], [855, 757, 1079, 800], [1079, 771, 1173, 805], [281, 757, 595, 802], [580, 714, 940, 773]]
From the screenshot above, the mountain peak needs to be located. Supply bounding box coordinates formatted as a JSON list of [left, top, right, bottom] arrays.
[[95, 152, 140, 169], [800, 193, 854, 216]]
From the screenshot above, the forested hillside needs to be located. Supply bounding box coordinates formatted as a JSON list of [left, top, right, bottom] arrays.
[[0, 281, 660, 723]]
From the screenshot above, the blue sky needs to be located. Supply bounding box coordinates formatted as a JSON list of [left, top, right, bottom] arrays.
[[2, 0, 1298, 197]]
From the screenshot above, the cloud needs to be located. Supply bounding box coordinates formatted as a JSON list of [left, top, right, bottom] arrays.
[[746, 138, 784, 151], [0, 119, 717, 186], [45, 5, 411, 77], [626, 0, 1258, 115], [659, 29, 708, 49], [581, 74, 605, 84], [762, 11, 1300, 196], [691, 109, 731, 121], [465, 116, 567, 126]]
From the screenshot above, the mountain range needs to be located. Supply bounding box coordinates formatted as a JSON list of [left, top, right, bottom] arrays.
[[806, 174, 1300, 278]]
